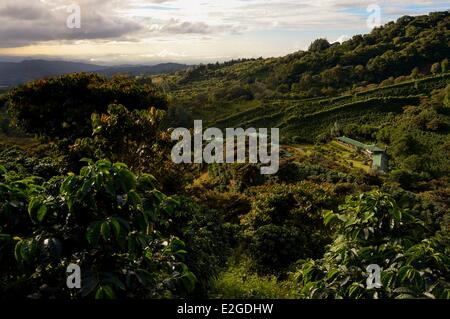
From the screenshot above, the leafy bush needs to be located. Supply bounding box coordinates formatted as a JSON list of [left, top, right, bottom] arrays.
[[69, 103, 191, 193], [0, 160, 196, 299], [209, 259, 296, 299], [242, 183, 334, 273], [293, 191, 450, 299], [7, 74, 167, 141], [249, 224, 311, 272], [0, 146, 66, 179], [160, 196, 237, 297]]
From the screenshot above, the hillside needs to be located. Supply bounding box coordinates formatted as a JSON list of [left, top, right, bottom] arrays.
[[157, 10, 450, 180], [0, 60, 107, 86], [164, 11, 449, 137], [98, 62, 189, 77]]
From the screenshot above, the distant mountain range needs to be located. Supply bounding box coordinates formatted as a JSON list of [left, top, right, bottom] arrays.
[[0, 60, 189, 87]]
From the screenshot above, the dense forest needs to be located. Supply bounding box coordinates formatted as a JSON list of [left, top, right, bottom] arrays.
[[0, 11, 449, 299]]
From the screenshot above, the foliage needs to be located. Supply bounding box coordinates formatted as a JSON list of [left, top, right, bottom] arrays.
[[69, 103, 192, 193], [7, 73, 167, 141], [383, 87, 450, 178], [158, 196, 236, 297], [293, 191, 450, 299], [209, 258, 297, 299], [0, 161, 197, 299], [241, 183, 334, 273], [308, 39, 331, 52]]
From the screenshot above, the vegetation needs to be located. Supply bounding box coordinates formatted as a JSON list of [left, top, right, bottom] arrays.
[[294, 191, 450, 299], [0, 11, 449, 299], [6, 73, 166, 141]]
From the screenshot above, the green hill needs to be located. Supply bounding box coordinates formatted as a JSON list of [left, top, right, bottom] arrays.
[[162, 11, 449, 143]]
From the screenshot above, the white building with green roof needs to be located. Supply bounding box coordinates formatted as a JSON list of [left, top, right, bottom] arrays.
[[337, 136, 388, 173]]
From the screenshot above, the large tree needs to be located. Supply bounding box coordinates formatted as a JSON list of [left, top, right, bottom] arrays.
[[7, 73, 167, 141]]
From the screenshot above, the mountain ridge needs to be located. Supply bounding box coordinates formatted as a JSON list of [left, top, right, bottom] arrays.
[[0, 60, 189, 87]]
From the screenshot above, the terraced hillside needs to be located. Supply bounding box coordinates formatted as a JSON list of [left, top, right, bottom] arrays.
[[163, 11, 450, 144], [167, 71, 449, 143]]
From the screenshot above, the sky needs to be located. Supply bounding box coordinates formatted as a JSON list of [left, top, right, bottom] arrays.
[[0, 0, 448, 65]]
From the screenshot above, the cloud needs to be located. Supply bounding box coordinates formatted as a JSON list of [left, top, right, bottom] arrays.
[[0, 3, 50, 20], [146, 18, 242, 35], [0, 0, 447, 60], [0, 0, 247, 47], [335, 35, 351, 43], [0, 0, 142, 47]]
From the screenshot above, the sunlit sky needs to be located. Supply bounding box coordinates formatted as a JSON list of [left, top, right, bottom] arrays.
[[0, 0, 448, 65]]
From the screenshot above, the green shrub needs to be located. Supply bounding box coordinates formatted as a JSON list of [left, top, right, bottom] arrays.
[[293, 191, 450, 299], [248, 224, 311, 273], [242, 183, 334, 273], [209, 259, 296, 299], [7, 74, 167, 141], [0, 160, 196, 299]]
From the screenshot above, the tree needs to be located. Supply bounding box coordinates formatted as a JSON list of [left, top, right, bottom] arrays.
[[70, 104, 187, 193], [391, 133, 419, 158], [7, 73, 167, 141], [308, 38, 331, 52], [354, 65, 366, 80], [445, 84, 450, 108]]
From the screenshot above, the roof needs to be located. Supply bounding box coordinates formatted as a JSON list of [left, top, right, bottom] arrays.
[[337, 136, 384, 153], [337, 136, 367, 149], [366, 145, 384, 152]]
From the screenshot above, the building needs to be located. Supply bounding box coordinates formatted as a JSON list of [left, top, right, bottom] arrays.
[[336, 136, 388, 173]]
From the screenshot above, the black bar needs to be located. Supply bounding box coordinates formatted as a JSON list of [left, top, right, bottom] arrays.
[[1, 299, 449, 318]]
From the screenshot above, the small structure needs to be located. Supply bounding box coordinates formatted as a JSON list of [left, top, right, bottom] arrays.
[[336, 136, 388, 172]]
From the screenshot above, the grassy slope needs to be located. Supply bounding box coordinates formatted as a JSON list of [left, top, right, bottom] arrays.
[[164, 11, 450, 143], [168, 71, 450, 142]]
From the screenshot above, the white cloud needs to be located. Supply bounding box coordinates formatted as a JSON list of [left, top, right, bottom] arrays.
[[335, 35, 351, 43]]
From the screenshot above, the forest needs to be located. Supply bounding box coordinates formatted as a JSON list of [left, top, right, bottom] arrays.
[[0, 11, 449, 299]]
